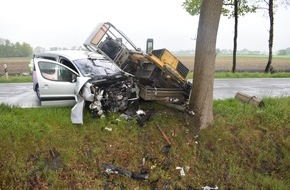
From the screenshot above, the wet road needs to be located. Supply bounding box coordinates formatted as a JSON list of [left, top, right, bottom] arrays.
[[0, 78, 290, 108], [0, 83, 41, 108], [213, 78, 290, 100]]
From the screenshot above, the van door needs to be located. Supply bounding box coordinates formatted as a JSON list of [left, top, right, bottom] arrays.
[[34, 58, 79, 101]]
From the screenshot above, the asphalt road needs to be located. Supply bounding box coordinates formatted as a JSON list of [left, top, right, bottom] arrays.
[[1, 78, 290, 108], [0, 83, 41, 108]]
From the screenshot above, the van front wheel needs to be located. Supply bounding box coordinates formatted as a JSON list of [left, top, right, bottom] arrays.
[[35, 84, 41, 99]]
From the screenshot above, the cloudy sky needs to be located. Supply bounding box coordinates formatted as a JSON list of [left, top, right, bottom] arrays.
[[1, 0, 289, 52]]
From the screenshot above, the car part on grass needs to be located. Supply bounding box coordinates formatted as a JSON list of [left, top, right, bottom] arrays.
[[234, 91, 265, 107], [84, 22, 192, 104], [156, 99, 195, 116], [202, 185, 219, 190], [156, 125, 172, 146], [176, 166, 186, 177], [136, 109, 154, 127], [71, 77, 91, 124], [102, 163, 149, 180]]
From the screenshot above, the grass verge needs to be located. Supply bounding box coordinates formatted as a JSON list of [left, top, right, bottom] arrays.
[[0, 71, 289, 83], [0, 75, 32, 83], [0, 97, 289, 189], [186, 72, 290, 79]]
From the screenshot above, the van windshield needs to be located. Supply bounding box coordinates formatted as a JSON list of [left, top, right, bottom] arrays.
[[74, 58, 120, 78]]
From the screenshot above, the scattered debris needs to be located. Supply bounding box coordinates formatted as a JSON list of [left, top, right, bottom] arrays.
[[176, 166, 190, 177], [176, 166, 185, 177], [102, 163, 149, 180], [136, 109, 154, 126], [136, 109, 146, 115], [119, 113, 132, 121], [104, 127, 112, 131], [202, 185, 219, 190], [157, 101, 195, 116]]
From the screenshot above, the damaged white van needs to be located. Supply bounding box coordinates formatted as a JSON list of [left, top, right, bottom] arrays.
[[32, 50, 139, 124]]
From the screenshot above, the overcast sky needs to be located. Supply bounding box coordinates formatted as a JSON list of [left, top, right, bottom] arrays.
[[1, 0, 289, 52]]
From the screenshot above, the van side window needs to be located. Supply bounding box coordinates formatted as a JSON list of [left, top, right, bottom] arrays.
[[38, 61, 75, 82], [60, 58, 78, 73]]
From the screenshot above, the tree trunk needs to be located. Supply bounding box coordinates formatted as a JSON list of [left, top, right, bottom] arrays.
[[189, 0, 223, 130], [265, 0, 274, 73], [232, 0, 239, 73]]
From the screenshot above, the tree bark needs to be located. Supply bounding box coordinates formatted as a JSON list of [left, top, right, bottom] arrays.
[[232, 0, 239, 73], [189, 0, 223, 130], [265, 0, 274, 73]]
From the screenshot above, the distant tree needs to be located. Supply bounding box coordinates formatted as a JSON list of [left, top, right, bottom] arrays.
[[188, 0, 223, 130], [34, 46, 45, 54], [0, 39, 33, 57], [216, 48, 221, 55], [0, 38, 5, 45], [286, 47, 290, 55], [21, 42, 33, 57], [50, 47, 59, 51], [3, 40, 13, 57], [277, 49, 287, 55], [224, 0, 257, 73], [14, 42, 22, 57], [4, 39, 11, 46], [256, 0, 290, 72], [261, 0, 274, 73]]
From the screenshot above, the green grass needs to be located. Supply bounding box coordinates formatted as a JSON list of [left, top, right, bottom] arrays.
[[0, 75, 32, 83], [0, 71, 289, 84], [186, 71, 290, 79], [175, 53, 290, 59], [0, 97, 289, 189], [214, 72, 290, 78]]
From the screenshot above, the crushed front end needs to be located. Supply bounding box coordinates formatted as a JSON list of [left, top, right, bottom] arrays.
[[88, 76, 139, 118]]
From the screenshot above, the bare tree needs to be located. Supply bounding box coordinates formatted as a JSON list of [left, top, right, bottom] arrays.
[[189, 0, 223, 130], [224, 0, 257, 73], [264, 0, 274, 73], [233, 0, 239, 73], [257, 0, 290, 73]]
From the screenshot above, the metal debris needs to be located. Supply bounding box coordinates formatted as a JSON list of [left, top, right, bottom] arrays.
[[102, 163, 149, 180], [202, 185, 219, 190], [176, 166, 185, 177]]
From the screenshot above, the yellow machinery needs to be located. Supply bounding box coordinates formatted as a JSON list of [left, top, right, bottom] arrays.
[[84, 22, 191, 102], [149, 48, 189, 84]]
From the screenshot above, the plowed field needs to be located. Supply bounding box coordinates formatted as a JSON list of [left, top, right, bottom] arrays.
[[1, 55, 290, 76]]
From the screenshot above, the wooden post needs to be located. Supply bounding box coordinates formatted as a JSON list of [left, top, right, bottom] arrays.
[[4, 64, 8, 79], [235, 91, 264, 107]]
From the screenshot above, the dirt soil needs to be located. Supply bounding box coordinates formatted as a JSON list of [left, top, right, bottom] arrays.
[[1, 58, 31, 75]]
